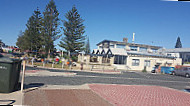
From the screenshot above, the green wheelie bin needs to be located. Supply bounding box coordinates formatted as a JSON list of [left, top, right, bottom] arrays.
[[0, 54, 22, 93]]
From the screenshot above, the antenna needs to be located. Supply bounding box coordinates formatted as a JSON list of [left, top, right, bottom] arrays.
[[132, 32, 135, 43]]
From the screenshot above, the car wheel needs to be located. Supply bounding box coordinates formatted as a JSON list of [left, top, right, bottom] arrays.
[[185, 73, 190, 78], [172, 71, 176, 75]]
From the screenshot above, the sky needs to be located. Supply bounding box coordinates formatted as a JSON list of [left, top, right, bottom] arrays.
[[0, 0, 190, 51]]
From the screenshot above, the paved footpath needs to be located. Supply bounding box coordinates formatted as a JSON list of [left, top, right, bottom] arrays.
[[1, 84, 190, 105], [21, 84, 190, 106], [24, 84, 112, 106], [89, 84, 190, 106]]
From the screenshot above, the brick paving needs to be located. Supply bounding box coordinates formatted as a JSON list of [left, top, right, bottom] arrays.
[[89, 84, 190, 106], [24, 89, 112, 106]]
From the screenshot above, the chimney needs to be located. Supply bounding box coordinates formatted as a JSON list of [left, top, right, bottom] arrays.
[[132, 32, 135, 43], [123, 38, 128, 43]]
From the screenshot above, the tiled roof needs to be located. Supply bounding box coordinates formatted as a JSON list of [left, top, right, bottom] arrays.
[[92, 48, 175, 58], [127, 51, 175, 59], [109, 48, 128, 56], [96, 39, 162, 49]]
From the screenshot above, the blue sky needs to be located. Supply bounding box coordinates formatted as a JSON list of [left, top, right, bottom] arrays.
[[0, 0, 190, 50]]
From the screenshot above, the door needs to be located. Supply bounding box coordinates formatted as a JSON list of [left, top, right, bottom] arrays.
[[181, 67, 188, 76]]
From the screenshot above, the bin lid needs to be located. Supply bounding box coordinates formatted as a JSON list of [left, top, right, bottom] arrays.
[[0, 55, 21, 63]]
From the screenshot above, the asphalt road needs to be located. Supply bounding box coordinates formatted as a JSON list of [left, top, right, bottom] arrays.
[[24, 66, 190, 91]]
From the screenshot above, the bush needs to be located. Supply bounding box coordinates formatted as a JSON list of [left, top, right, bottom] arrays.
[[142, 66, 147, 73]]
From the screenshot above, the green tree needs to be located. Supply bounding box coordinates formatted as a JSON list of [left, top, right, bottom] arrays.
[[59, 6, 86, 61], [85, 37, 90, 54], [26, 7, 43, 52], [175, 37, 182, 48], [42, 0, 61, 59], [16, 8, 43, 54], [0, 39, 5, 47], [16, 30, 30, 51]]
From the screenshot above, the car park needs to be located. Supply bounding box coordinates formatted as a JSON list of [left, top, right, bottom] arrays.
[[171, 67, 190, 78]]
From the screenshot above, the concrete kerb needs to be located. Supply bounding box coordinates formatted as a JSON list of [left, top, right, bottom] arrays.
[[41, 84, 90, 90]]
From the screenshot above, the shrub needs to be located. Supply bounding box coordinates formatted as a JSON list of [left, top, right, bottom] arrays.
[[142, 66, 147, 73]]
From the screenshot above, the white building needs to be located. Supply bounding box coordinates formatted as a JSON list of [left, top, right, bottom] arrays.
[[86, 39, 182, 72], [165, 48, 190, 64]]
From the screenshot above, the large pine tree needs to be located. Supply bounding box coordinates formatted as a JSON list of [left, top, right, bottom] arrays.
[[42, 0, 60, 58], [16, 8, 42, 53], [175, 37, 182, 48], [59, 6, 86, 61], [26, 7, 42, 52]]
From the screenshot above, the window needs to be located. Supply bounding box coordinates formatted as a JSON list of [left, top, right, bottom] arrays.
[[144, 60, 150, 67], [130, 46, 138, 51], [167, 54, 172, 56], [109, 45, 114, 48], [116, 44, 125, 48], [90, 56, 98, 62], [132, 59, 140, 66], [184, 67, 188, 71], [114, 55, 127, 64], [152, 49, 157, 53], [140, 47, 147, 52]]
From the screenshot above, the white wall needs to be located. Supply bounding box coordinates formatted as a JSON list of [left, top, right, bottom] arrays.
[[122, 56, 181, 72]]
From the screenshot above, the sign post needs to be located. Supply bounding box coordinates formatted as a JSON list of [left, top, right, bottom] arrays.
[[21, 60, 26, 92], [21, 60, 26, 105]]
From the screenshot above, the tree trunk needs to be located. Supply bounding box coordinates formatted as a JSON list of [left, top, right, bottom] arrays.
[[47, 49, 51, 60]]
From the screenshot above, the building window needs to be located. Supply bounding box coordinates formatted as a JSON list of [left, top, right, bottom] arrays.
[[140, 47, 147, 52], [130, 46, 138, 51], [114, 55, 127, 64], [109, 45, 114, 48], [102, 56, 111, 63], [167, 54, 172, 56], [144, 60, 150, 67], [152, 49, 157, 53], [116, 44, 125, 48], [132, 59, 140, 66]]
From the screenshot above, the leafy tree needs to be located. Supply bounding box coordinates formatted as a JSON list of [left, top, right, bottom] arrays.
[[42, 0, 61, 59], [59, 6, 86, 61], [16, 30, 30, 51], [16, 8, 43, 54], [0, 39, 5, 47], [175, 37, 182, 48], [85, 37, 90, 54], [26, 7, 43, 52]]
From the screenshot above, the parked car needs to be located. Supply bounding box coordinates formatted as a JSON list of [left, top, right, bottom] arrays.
[[171, 67, 190, 78]]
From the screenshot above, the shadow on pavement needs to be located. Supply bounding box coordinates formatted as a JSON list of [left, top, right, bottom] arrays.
[[0, 100, 15, 105], [14, 82, 44, 92], [24, 83, 44, 89]]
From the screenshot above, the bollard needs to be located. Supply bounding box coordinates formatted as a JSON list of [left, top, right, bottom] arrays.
[[52, 62, 54, 68], [62, 63, 64, 69], [43, 62, 45, 67]]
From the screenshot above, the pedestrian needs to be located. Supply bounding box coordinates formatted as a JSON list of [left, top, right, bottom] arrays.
[[81, 62, 83, 70]]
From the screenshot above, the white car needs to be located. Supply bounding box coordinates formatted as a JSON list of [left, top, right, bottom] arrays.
[[172, 67, 190, 78]]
